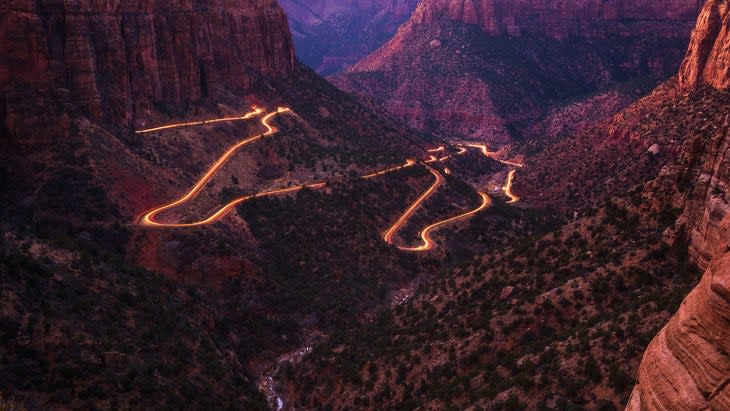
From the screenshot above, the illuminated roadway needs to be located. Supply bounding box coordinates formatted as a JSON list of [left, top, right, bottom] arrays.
[[382, 165, 444, 246], [140, 107, 293, 227], [396, 192, 491, 251], [136, 109, 522, 251], [383, 143, 522, 251], [465, 143, 524, 167], [362, 159, 416, 179], [136, 107, 266, 134], [503, 170, 520, 204]]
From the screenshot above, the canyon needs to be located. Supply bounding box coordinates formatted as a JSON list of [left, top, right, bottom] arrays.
[[0, 0, 729, 409], [273, 1, 730, 410], [332, 0, 703, 143], [279, 0, 419, 74]]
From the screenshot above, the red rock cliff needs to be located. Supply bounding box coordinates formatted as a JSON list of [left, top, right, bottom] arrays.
[[679, 0, 730, 89], [409, 0, 702, 38], [1, 0, 294, 126], [628, 2, 730, 409]]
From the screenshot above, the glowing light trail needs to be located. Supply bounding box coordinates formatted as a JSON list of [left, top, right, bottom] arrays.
[[362, 159, 416, 179], [383, 166, 444, 245], [135, 107, 265, 134], [503, 170, 520, 204], [139, 107, 290, 227], [139, 109, 416, 228], [135, 108, 522, 251], [465, 143, 523, 167], [397, 192, 491, 252]]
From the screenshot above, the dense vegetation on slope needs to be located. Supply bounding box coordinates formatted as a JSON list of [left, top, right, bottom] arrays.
[[517, 84, 730, 211], [0, 231, 270, 410], [279, 180, 698, 410], [274, 79, 730, 411]]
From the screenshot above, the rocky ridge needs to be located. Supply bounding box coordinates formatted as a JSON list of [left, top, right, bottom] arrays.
[[407, 0, 702, 40], [334, 0, 701, 143], [628, 1, 730, 408]]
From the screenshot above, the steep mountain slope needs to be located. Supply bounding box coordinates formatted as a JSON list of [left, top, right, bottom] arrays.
[[279, 0, 419, 74], [273, 2, 730, 409], [514, 80, 727, 212], [0, 0, 463, 408], [0, 233, 272, 410], [628, 1, 730, 409], [332, 0, 701, 143]]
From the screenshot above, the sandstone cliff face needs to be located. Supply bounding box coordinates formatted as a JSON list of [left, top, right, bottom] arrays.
[[627, 100, 730, 411], [628, 253, 730, 410], [679, 0, 730, 90], [354, 0, 701, 72], [1, 0, 294, 127], [408, 0, 702, 39], [627, 2, 730, 408]]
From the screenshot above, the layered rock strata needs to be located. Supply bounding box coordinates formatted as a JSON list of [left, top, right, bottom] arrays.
[[628, 2, 730, 409], [1, 0, 294, 127]]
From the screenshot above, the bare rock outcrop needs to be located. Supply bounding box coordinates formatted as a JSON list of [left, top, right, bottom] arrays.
[[628, 106, 730, 410], [679, 0, 730, 89], [628, 248, 730, 410], [409, 0, 703, 39], [627, 3, 730, 408], [1, 0, 295, 127]]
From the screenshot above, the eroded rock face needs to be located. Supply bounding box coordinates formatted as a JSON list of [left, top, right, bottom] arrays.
[[679, 0, 730, 90], [628, 250, 730, 410], [628, 103, 730, 410], [627, 3, 730, 407], [681, 120, 730, 271], [1, 0, 294, 127], [410, 0, 703, 39]]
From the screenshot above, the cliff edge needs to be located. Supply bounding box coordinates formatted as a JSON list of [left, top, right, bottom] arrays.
[[628, 1, 730, 409], [679, 0, 730, 90], [1, 0, 294, 127]]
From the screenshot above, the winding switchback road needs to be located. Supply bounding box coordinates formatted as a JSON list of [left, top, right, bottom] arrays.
[[382, 165, 444, 245], [139, 107, 292, 227], [136, 107, 265, 134], [397, 192, 491, 252], [136, 108, 521, 251], [382, 143, 521, 251], [466, 143, 524, 167]]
